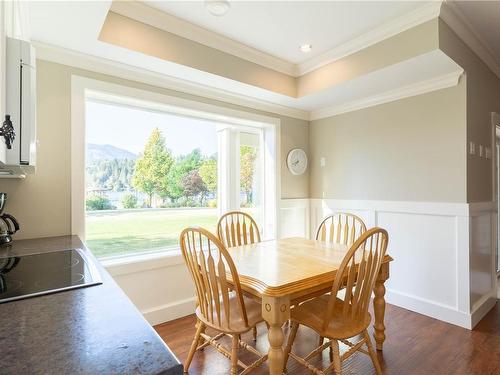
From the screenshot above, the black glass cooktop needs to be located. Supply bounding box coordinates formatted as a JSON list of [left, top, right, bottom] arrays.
[[0, 248, 102, 304]]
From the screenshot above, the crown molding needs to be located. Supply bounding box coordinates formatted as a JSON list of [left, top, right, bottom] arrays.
[[309, 69, 463, 121], [33, 41, 310, 121], [110, 1, 443, 79], [110, 0, 298, 77], [440, 1, 500, 79], [33, 43, 463, 124], [293, 1, 443, 76]]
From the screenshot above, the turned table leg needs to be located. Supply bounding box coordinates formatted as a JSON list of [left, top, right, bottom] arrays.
[[373, 262, 389, 351], [262, 295, 290, 375]]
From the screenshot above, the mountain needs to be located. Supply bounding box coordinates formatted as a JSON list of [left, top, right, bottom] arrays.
[[87, 143, 137, 163]]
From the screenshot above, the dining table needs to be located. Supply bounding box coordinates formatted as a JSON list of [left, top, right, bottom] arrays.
[[226, 237, 393, 375]]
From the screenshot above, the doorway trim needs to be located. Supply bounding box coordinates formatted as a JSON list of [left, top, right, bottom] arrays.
[[491, 112, 500, 292]]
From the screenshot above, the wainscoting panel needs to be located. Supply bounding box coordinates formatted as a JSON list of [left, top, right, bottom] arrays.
[[279, 199, 310, 238], [469, 202, 497, 327], [309, 199, 494, 329], [377, 211, 458, 308]]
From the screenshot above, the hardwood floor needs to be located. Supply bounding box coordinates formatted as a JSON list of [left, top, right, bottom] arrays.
[[154, 301, 500, 374]]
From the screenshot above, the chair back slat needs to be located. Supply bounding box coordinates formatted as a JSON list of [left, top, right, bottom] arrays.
[[322, 228, 388, 330], [180, 227, 249, 330], [316, 212, 366, 246], [217, 211, 261, 248]]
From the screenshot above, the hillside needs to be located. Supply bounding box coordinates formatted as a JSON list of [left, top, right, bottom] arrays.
[[87, 143, 137, 163]]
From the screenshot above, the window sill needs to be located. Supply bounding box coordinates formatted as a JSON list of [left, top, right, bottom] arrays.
[[101, 249, 185, 277]]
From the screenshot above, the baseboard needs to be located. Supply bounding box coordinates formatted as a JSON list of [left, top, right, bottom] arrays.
[[470, 292, 497, 329], [141, 297, 196, 326], [385, 289, 472, 329]]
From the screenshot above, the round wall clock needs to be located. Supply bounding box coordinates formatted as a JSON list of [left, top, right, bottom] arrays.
[[287, 148, 308, 175]]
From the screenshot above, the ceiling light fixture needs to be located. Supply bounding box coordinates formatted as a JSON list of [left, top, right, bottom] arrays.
[[205, 0, 231, 17], [300, 44, 312, 53]]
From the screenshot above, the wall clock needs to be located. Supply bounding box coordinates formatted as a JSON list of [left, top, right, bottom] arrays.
[[287, 148, 308, 175]]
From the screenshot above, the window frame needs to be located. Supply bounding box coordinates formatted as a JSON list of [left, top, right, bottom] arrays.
[[71, 75, 280, 263]]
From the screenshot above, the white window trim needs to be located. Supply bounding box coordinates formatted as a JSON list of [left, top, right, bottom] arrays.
[[71, 75, 281, 266]]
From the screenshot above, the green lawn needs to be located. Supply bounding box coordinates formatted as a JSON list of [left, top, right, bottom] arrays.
[[85, 208, 218, 258]]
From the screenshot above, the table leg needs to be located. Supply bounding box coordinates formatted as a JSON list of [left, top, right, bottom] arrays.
[[373, 262, 389, 351], [262, 295, 290, 375]]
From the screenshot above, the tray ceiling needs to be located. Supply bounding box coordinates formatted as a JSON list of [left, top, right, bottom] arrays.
[[145, 1, 426, 64]]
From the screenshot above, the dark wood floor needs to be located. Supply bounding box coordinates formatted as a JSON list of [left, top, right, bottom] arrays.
[[155, 301, 500, 374]]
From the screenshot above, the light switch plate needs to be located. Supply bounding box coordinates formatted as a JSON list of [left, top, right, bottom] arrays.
[[469, 142, 476, 155], [320, 157, 326, 167], [486, 147, 492, 159], [479, 144, 484, 157]]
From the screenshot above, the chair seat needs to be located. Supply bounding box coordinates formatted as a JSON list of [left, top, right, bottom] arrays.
[[196, 294, 264, 334], [290, 295, 371, 340]]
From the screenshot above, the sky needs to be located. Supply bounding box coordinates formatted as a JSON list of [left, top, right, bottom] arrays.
[[85, 100, 218, 157]]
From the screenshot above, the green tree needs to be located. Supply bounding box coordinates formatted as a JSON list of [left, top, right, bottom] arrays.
[[163, 149, 203, 202], [121, 193, 138, 209], [199, 158, 217, 194], [240, 145, 257, 205], [132, 128, 173, 207]]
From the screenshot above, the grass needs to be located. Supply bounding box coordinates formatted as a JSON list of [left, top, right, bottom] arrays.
[[85, 208, 218, 258]]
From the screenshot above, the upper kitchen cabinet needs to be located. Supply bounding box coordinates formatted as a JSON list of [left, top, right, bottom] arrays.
[[0, 0, 36, 177], [0, 2, 6, 166]]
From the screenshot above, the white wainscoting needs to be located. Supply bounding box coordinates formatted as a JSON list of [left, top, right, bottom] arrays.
[[469, 202, 498, 327], [104, 198, 497, 329], [279, 198, 310, 239], [104, 252, 196, 326], [306, 198, 497, 329]]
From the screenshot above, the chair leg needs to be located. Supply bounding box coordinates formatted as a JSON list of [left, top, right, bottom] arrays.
[[283, 321, 299, 372], [253, 326, 257, 341], [184, 320, 204, 373], [198, 323, 206, 351], [364, 330, 383, 375], [330, 339, 342, 375], [231, 334, 239, 375], [318, 336, 324, 347]]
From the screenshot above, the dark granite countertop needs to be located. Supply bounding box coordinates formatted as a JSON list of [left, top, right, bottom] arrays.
[[0, 236, 183, 375]]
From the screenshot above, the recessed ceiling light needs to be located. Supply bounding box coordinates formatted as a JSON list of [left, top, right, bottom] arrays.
[[205, 0, 231, 17], [300, 44, 312, 53]]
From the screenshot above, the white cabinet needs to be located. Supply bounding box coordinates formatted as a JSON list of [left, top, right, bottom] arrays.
[[0, 1, 35, 174], [0, 1, 6, 166]]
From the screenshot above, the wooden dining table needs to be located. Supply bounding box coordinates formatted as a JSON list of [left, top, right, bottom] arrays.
[[226, 237, 393, 375]]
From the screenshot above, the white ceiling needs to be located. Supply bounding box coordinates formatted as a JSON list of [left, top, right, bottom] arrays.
[[26, 1, 470, 119], [145, 1, 427, 64]]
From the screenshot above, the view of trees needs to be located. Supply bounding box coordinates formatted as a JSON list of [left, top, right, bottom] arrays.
[[240, 145, 257, 206], [86, 158, 136, 192], [86, 127, 258, 210]]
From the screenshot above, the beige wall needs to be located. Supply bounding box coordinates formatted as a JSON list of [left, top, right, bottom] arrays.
[[309, 83, 467, 202], [0, 60, 309, 240], [100, 12, 297, 97], [439, 19, 500, 203]]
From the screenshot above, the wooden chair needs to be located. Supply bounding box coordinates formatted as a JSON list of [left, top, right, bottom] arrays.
[[284, 227, 389, 375], [316, 212, 367, 245], [180, 227, 268, 374], [217, 211, 262, 341], [217, 211, 261, 248], [315, 212, 367, 346]]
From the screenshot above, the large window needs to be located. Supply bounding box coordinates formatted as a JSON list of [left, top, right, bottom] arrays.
[[82, 91, 274, 260]]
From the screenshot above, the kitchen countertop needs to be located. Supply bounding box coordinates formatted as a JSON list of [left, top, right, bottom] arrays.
[[0, 235, 183, 375]]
